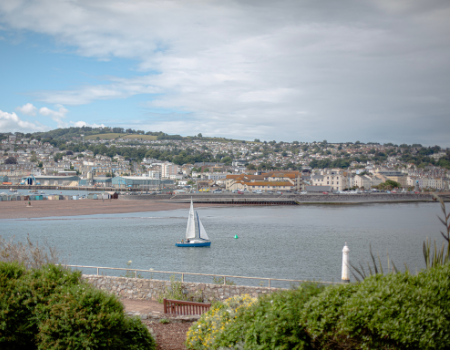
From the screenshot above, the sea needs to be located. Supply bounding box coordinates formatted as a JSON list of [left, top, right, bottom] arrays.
[[0, 196, 445, 287]]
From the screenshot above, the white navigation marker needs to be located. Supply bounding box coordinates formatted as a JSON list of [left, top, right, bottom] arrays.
[[341, 243, 350, 282]]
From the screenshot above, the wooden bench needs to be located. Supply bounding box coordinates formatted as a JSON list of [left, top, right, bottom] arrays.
[[163, 298, 211, 316]]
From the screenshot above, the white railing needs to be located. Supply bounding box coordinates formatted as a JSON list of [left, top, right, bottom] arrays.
[[63, 264, 345, 287]]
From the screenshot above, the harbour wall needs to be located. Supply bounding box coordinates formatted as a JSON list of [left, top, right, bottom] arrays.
[[164, 193, 442, 204], [84, 275, 280, 302]]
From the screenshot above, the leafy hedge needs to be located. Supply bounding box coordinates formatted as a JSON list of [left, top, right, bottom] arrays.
[[186, 294, 257, 349], [0, 262, 156, 350], [303, 263, 450, 349], [218, 284, 324, 350], [186, 264, 450, 350]]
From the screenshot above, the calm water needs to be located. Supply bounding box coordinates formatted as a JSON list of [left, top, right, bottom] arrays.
[[0, 203, 445, 285]]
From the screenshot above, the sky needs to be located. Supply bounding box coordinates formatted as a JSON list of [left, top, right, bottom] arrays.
[[0, 0, 449, 146]]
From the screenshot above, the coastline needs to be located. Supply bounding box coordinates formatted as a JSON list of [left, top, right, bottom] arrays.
[[0, 200, 220, 220], [0, 193, 447, 220]]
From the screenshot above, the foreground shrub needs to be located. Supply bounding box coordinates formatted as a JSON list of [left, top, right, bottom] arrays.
[[121, 316, 157, 350], [220, 283, 324, 350], [186, 294, 257, 349], [303, 263, 450, 349], [0, 262, 156, 350], [38, 285, 155, 349], [300, 283, 361, 349], [338, 264, 450, 349], [0, 263, 79, 348], [187, 263, 450, 350], [0, 262, 31, 347]]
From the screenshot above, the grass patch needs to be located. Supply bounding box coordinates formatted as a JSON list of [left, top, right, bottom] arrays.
[[121, 134, 158, 140], [84, 133, 127, 140]]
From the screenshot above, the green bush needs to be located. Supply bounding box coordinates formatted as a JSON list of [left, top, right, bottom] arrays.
[[38, 284, 128, 349], [0, 262, 32, 348], [336, 264, 450, 349], [121, 316, 157, 350], [186, 294, 257, 349], [0, 262, 156, 350], [303, 264, 450, 350], [241, 284, 324, 350], [215, 284, 323, 350], [186, 285, 323, 350], [187, 264, 450, 350], [300, 283, 361, 349]]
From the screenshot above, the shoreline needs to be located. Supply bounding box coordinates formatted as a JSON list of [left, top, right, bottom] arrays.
[[0, 200, 221, 220], [0, 197, 445, 220]]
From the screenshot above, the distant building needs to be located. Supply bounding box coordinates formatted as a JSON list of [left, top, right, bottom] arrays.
[[112, 176, 173, 189], [310, 170, 349, 191], [148, 170, 161, 180], [225, 171, 303, 192], [161, 163, 179, 179]]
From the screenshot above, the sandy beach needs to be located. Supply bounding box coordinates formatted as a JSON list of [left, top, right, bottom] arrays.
[[0, 200, 219, 220]]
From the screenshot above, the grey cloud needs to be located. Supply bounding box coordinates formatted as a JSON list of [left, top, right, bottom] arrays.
[[0, 0, 449, 145]]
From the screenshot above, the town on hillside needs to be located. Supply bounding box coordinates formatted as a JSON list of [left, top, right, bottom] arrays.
[[0, 128, 449, 193]]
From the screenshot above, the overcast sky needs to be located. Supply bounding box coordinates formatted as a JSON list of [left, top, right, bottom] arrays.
[[0, 0, 449, 146]]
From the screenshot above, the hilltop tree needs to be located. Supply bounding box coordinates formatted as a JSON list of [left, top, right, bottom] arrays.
[[5, 156, 17, 164]]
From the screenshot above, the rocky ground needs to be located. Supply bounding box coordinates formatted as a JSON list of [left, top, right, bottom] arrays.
[[144, 321, 192, 350]]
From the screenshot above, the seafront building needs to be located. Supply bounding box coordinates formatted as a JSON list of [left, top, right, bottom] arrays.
[[225, 171, 303, 192], [310, 170, 349, 192]]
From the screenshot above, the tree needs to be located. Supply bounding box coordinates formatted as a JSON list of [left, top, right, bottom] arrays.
[[66, 150, 73, 156], [222, 156, 232, 165], [197, 133, 203, 138], [246, 164, 256, 170], [5, 156, 17, 164], [375, 179, 401, 190], [254, 139, 260, 142]]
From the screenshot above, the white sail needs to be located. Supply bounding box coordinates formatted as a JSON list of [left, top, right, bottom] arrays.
[[198, 217, 210, 241], [185, 199, 196, 239]]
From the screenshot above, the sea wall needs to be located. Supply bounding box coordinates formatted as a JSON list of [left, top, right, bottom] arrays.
[[118, 194, 172, 200], [166, 193, 440, 205], [84, 275, 279, 302], [294, 193, 434, 203]]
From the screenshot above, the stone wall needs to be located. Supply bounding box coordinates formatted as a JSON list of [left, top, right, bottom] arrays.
[[118, 194, 172, 200], [294, 193, 434, 203], [84, 275, 279, 302]]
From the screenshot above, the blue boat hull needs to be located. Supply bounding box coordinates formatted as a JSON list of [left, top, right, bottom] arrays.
[[175, 242, 211, 247]]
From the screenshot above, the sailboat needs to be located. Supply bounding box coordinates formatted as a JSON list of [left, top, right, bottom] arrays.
[[175, 199, 211, 247]]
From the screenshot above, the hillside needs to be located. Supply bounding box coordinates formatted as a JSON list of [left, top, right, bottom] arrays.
[[84, 133, 127, 140], [21, 127, 246, 143]]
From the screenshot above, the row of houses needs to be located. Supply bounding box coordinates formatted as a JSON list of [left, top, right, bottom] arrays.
[[225, 171, 304, 192]]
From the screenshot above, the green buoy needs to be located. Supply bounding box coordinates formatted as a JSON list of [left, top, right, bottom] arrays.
[[234, 235, 238, 239]]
